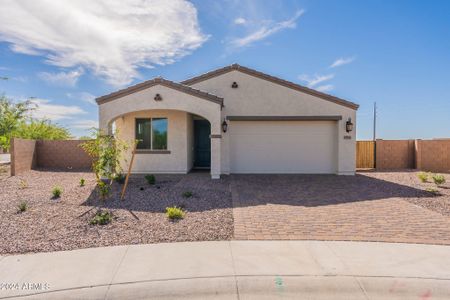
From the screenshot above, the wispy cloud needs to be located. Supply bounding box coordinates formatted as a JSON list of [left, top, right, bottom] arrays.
[[330, 57, 355, 68], [234, 18, 247, 25], [38, 68, 83, 87], [30, 98, 86, 121], [67, 92, 97, 105], [230, 10, 304, 48], [298, 74, 334, 88], [0, 0, 208, 87], [315, 84, 334, 92]]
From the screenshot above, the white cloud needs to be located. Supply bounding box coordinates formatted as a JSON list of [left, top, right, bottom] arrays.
[[299, 74, 334, 88], [230, 10, 304, 48], [38, 68, 84, 87], [315, 84, 334, 92], [70, 120, 98, 129], [30, 98, 86, 121], [330, 57, 355, 68], [234, 18, 247, 25], [67, 92, 97, 105], [0, 0, 208, 87]]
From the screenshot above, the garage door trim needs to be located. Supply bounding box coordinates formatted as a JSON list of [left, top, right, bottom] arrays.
[[226, 115, 342, 121]]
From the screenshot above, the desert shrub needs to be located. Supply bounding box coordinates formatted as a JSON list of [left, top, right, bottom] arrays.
[[97, 181, 110, 199], [432, 174, 446, 186], [182, 191, 193, 198], [52, 186, 62, 198], [90, 210, 114, 225], [114, 173, 125, 184], [79, 178, 85, 187], [18, 179, 28, 189], [17, 201, 28, 213], [145, 174, 155, 185], [426, 187, 440, 195], [166, 206, 185, 220], [417, 172, 428, 183]]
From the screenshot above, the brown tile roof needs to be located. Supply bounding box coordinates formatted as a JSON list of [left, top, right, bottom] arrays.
[[96, 77, 223, 106], [181, 64, 359, 110]]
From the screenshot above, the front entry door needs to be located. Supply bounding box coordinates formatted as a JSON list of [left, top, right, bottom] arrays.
[[194, 120, 211, 168]]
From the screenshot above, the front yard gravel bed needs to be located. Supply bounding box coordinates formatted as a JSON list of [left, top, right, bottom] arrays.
[[0, 168, 233, 255]]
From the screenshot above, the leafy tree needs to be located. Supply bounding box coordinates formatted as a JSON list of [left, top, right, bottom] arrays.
[[0, 95, 35, 151], [0, 96, 72, 151], [13, 119, 71, 140]]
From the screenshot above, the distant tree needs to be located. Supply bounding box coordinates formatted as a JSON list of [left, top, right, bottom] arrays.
[[13, 119, 71, 141], [0, 96, 71, 151], [78, 136, 93, 140], [0, 95, 35, 151]]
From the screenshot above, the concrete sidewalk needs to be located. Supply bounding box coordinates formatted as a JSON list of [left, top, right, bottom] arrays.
[[0, 241, 449, 299]]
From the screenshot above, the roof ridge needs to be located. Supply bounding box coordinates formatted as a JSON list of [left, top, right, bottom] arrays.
[[181, 64, 359, 110], [96, 77, 223, 105]]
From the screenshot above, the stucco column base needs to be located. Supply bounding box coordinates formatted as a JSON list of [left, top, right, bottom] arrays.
[[337, 171, 355, 176], [210, 136, 221, 179]]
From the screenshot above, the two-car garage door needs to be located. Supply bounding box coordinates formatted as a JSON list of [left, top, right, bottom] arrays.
[[229, 121, 337, 173]]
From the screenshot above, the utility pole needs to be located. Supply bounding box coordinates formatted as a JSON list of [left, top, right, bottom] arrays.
[[373, 102, 377, 168], [373, 102, 377, 141]]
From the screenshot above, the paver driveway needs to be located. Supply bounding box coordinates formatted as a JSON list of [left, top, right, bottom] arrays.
[[231, 172, 450, 245]]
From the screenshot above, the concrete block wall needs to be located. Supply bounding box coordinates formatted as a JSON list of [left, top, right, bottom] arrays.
[[36, 140, 92, 170], [416, 139, 450, 173], [10, 138, 92, 175], [10, 138, 37, 176], [376, 139, 415, 169]]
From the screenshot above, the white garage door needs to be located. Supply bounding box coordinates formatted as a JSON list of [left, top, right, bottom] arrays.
[[229, 121, 337, 173]]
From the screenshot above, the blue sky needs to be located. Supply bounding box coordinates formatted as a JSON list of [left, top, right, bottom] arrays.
[[0, 0, 449, 139]]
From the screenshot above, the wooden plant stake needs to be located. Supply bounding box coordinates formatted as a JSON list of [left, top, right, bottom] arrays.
[[120, 145, 137, 200]]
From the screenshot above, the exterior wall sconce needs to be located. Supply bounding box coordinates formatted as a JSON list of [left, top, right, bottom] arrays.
[[231, 82, 238, 88], [154, 93, 162, 101], [346, 118, 354, 133], [222, 120, 228, 133]]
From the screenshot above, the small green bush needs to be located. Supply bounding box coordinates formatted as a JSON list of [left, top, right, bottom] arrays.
[[79, 178, 85, 187], [426, 187, 440, 195], [114, 173, 126, 184], [145, 174, 155, 185], [90, 210, 114, 225], [52, 186, 62, 198], [432, 174, 446, 186], [166, 206, 185, 220], [417, 172, 429, 183], [182, 191, 193, 198], [17, 201, 28, 213], [97, 181, 110, 199], [19, 179, 28, 189]]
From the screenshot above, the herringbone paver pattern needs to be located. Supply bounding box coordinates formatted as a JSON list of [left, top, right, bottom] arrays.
[[231, 172, 450, 245]]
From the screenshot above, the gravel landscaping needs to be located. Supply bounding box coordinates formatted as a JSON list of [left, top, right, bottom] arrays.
[[1, 166, 449, 254], [0, 167, 233, 255], [361, 171, 450, 216]]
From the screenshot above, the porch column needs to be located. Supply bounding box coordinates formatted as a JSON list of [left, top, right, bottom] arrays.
[[210, 134, 222, 179]]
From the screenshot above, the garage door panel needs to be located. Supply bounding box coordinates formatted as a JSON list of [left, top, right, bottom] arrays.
[[229, 121, 337, 173]]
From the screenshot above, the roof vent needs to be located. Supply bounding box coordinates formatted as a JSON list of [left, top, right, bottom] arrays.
[[154, 94, 162, 101], [231, 82, 238, 88]]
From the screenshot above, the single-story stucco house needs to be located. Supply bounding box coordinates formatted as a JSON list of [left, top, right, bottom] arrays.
[[96, 64, 358, 179]]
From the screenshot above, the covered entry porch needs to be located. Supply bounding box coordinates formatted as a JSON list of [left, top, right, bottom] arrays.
[[97, 78, 223, 179]]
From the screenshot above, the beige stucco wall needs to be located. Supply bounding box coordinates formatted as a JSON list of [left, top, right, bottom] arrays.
[[190, 70, 357, 175], [115, 110, 191, 173], [98, 84, 222, 178]]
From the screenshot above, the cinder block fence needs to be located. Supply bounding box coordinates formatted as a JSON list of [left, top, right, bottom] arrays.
[[357, 139, 450, 172], [10, 138, 92, 175]]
